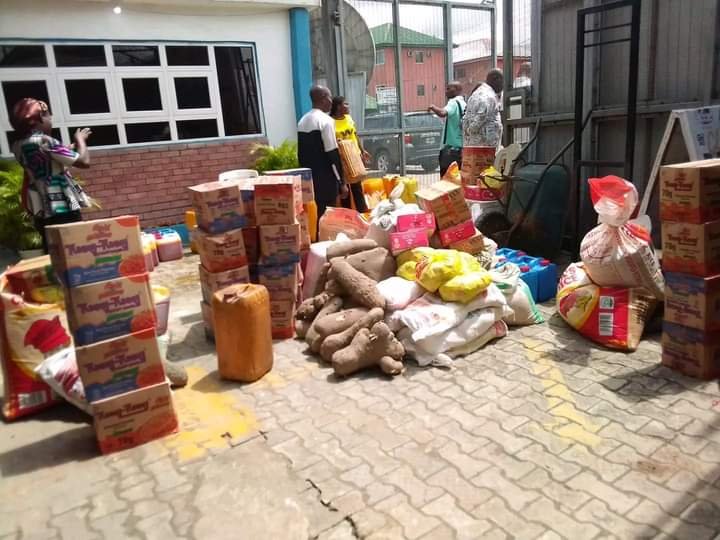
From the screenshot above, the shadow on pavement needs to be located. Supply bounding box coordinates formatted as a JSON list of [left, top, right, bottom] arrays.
[[167, 322, 215, 362]]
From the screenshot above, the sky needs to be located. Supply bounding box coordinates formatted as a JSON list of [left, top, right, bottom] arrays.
[[347, 0, 532, 49]]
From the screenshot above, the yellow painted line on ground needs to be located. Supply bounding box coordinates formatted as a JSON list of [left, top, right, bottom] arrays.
[[163, 366, 259, 462], [522, 340, 602, 448]]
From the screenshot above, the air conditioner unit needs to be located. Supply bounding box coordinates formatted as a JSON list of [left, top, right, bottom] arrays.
[[407, 51, 413, 57]]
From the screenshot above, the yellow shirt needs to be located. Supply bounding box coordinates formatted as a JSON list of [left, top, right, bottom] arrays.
[[334, 114, 358, 145]]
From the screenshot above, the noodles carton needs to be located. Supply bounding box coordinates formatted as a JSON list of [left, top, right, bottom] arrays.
[[259, 223, 301, 265], [270, 299, 296, 339], [660, 159, 720, 224], [46, 216, 144, 288], [199, 264, 250, 304], [415, 181, 471, 230], [254, 176, 303, 225], [242, 227, 259, 264], [258, 263, 299, 301], [92, 382, 178, 454], [194, 228, 248, 273], [65, 274, 156, 346], [266, 168, 315, 203], [76, 328, 166, 402], [189, 180, 247, 234]]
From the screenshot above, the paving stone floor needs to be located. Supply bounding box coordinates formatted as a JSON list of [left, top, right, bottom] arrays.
[[2, 252, 720, 539]]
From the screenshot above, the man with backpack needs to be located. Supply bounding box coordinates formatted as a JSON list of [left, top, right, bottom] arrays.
[[428, 81, 466, 176]]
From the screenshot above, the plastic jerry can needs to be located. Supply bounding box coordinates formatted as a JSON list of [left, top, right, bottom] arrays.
[[141, 233, 155, 272], [149, 235, 159, 267], [400, 176, 418, 204], [304, 201, 318, 243], [152, 285, 171, 336], [212, 284, 273, 382], [185, 210, 198, 253], [156, 230, 183, 262], [535, 259, 558, 303]]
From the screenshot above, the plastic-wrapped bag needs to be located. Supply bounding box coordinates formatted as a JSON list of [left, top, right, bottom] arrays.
[[439, 271, 492, 304], [319, 207, 369, 241], [580, 176, 664, 299], [365, 201, 424, 249], [557, 262, 657, 351], [490, 263, 544, 326], [35, 348, 90, 414], [415, 249, 482, 292], [376, 277, 425, 310]]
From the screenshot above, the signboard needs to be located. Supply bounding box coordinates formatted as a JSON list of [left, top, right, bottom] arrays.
[[376, 86, 397, 106], [639, 106, 720, 215]]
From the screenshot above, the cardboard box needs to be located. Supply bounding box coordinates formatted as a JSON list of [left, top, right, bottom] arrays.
[[241, 227, 259, 264], [201, 301, 214, 339], [46, 216, 144, 288], [254, 176, 303, 225], [270, 299, 296, 339], [199, 264, 251, 304], [449, 230, 486, 255], [297, 211, 311, 250], [415, 180, 471, 230], [661, 322, 720, 380], [76, 328, 165, 402], [461, 146, 496, 186], [259, 223, 301, 265], [439, 219, 476, 247], [65, 273, 155, 346], [662, 220, 720, 276], [188, 180, 246, 234], [396, 213, 436, 234], [266, 168, 315, 203], [258, 263, 299, 301], [664, 272, 720, 331], [4, 255, 59, 299], [92, 382, 178, 454], [238, 180, 256, 228], [194, 228, 247, 273], [660, 159, 720, 223], [389, 229, 429, 255]]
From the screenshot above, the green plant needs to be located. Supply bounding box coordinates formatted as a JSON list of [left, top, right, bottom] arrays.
[[0, 160, 42, 251], [252, 140, 300, 173]]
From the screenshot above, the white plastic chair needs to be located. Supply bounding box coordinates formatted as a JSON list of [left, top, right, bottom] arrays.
[[218, 169, 259, 182]]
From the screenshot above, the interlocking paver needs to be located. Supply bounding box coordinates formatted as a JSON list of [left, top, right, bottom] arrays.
[[523, 497, 601, 539], [422, 493, 493, 539], [384, 494, 441, 539], [472, 467, 539, 512], [426, 467, 492, 512], [473, 496, 547, 539], [567, 471, 640, 514]]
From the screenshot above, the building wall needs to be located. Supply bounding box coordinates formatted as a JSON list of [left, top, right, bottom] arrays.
[[84, 137, 265, 227], [454, 57, 529, 97], [0, 0, 294, 227], [368, 47, 446, 112]]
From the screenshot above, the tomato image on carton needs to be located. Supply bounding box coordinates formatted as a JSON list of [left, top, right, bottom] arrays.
[[65, 274, 156, 346], [46, 216, 144, 288], [75, 328, 166, 403]]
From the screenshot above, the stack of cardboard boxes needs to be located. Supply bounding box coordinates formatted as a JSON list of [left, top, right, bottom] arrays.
[[415, 180, 486, 256], [659, 159, 720, 379], [254, 176, 306, 338], [189, 180, 251, 340], [46, 216, 178, 454]]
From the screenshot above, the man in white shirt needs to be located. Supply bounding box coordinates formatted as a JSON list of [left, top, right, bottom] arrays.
[[297, 85, 346, 220], [463, 69, 504, 148]]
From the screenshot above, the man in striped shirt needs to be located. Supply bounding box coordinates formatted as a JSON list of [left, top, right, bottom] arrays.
[[297, 85, 346, 221]]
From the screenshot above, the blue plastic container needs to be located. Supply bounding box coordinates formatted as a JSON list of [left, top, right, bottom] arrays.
[[494, 248, 558, 303]]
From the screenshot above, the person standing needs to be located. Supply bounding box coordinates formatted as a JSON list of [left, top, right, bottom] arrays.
[[463, 69, 504, 149], [429, 81, 466, 176], [11, 97, 93, 253], [330, 96, 369, 213], [297, 86, 346, 221]]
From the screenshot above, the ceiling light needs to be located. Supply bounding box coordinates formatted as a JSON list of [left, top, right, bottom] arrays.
[[113, 6, 122, 14]]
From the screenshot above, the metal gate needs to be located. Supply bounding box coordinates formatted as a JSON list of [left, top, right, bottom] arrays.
[[312, 0, 497, 185]]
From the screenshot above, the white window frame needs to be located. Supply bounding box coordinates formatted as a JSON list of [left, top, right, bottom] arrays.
[[0, 40, 264, 156], [415, 51, 425, 64], [375, 49, 385, 66]]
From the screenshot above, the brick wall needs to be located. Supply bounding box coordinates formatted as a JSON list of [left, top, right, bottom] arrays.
[[82, 136, 267, 228]]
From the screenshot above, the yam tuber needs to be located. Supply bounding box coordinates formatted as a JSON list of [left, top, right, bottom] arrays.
[[332, 322, 405, 377], [309, 307, 369, 354], [320, 307, 384, 361], [345, 247, 396, 282], [304, 296, 343, 346], [326, 239, 378, 260], [296, 292, 331, 321], [312, 263, 331, 297], [329, 260, 386, 310], [295, 319, 312, 339]]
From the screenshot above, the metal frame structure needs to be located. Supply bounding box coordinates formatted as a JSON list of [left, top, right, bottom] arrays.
[[334, 0, 497, 176]]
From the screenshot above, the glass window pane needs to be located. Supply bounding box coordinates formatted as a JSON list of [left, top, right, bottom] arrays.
[[112, 45, 160, 66], [362, 133, 400, 176], [176, 119, 218, 139], [125, 122, 170, 143], [0, 45, 47, 68], [166, 46, 209, 66], [451, 8, 493, 98], [214, 46, 261, 136], [174, 77, 211, 109], [3, 80, 51, 117], [69, 124, 119, 146], [7, 128, 61, 147], [122, 78, 162, 111], [65, 79, 110, 114], [54, 45, 106, 67]]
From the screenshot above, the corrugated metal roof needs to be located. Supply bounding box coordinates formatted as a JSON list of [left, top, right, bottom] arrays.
[[370, 23, 445, 48], [453, 38, 531, 63]]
